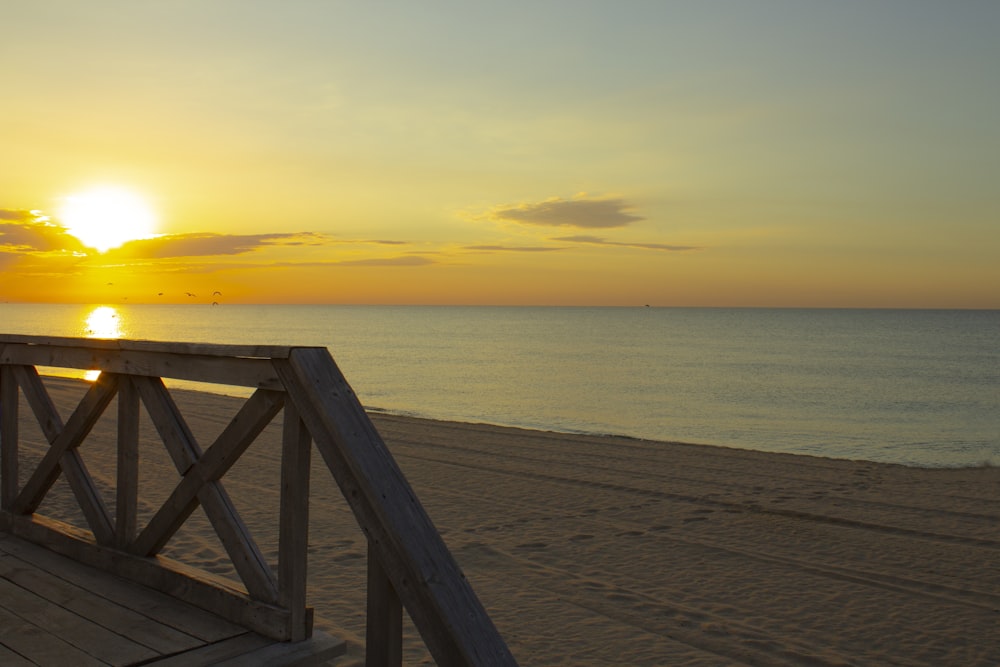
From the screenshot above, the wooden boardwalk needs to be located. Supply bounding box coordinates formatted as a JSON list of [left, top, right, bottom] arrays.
[[0, 532, 345, 666]]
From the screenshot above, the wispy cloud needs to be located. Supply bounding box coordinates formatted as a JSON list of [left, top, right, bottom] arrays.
[[109, 231, 330, 258], [329, 255, 435, 267], [488, 196, 643, 229], [464, 245, 564, 253], [554, 235, 701, 251]]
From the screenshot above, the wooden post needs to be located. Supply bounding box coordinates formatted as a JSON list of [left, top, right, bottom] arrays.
[[277, 348, 517, 665], [279, 402, 312, 641], [116, 376, 140, 549], [1, 365, 18, 510], [366, 543, 402, 667]]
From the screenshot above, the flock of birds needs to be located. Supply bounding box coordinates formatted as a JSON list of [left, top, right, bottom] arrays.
[[106, 284, 224, 304]]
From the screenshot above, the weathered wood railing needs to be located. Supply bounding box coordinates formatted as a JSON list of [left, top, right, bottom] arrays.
[[0, 334, 515, 666]]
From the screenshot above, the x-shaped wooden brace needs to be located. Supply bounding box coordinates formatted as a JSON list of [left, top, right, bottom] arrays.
[[7, 368, 287, 605], [129, 375, 285, 605], [11, 367, 119, 545]]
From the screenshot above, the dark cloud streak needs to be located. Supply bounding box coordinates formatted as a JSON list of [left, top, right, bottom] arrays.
[[554, 235, 701, 251], [491, 197, 643, 229], [464, 245, 563, 253], [110, 231, 331, 258]]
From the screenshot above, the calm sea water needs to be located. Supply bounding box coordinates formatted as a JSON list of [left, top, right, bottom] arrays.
[[1, 304, 997, 468]]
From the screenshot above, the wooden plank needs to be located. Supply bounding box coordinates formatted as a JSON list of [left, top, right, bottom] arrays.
[[2, 342, 287, 389], [0, 543, 203, 656], [0, 643, 33, 667], [366, 543, 402, 667], [279, 401, 312, 641], [116, 375, 140, 548], [275, 348, 516, 666], [0, 332, 300, 360], [0, 603, 106, 667], [0, 532, 246, 643], [1, 364, 18, 510], [147, 629, 345, 667], [133, 376, 280, 606], [6, 514, 296, 641], [145, 633, 271, 667], [0, 575, 156, 664], [212, 630, 347, 667], [11, 368, 117, 544], [134, 388, 284, 557]]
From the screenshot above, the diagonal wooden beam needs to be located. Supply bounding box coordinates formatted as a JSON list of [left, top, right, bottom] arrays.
[[11, 369, 117, 545], [133, 388, 284, 557], [275, 348, 516, 666], [132, 376, 279, 604]]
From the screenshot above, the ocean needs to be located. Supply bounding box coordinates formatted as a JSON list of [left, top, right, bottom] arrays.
[[1, 303, 997, 468]]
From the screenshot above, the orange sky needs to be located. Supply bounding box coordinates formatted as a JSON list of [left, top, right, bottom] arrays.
[[2, 3, 998, 308]]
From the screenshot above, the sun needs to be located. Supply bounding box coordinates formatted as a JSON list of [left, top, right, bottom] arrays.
[[59, 186, 158, 252]]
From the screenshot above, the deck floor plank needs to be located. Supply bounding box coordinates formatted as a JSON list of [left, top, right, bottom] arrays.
[[0, 643, 35, 667], [0, 545, 203, 655], [0, 602, 109, 666], [0, 533, 347, 666], [0, 575, 157, 665], [0, 534, 244, 643]]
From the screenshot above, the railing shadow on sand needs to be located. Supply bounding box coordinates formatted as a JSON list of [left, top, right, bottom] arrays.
[[0, 334, 516, 666]]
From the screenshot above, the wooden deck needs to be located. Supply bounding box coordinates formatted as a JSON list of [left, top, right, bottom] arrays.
[[1, 335, 515, 665], [0, 533, 345, 666]]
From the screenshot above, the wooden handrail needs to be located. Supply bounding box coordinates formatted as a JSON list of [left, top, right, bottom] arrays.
[[0, 334, 516, 666]]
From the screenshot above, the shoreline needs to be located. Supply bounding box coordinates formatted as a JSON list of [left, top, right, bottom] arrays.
[[16, 379, 1000, 664]]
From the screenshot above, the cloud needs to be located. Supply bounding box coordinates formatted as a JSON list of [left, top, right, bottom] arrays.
[[0, 209, 85, 252], [464, 245, 564, 252], [110, 232, 331, 258], [554, 235, 701, 251], [329, 255, 435, 267], [254, 255, 436, 269], [0, 210, 36, 221], [489, 196, 643, 229]]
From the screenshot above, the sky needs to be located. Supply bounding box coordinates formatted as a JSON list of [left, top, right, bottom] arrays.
[[2, 1, 998, 308]]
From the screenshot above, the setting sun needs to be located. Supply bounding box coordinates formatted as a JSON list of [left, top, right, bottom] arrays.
[[59, 186, 158, 252]]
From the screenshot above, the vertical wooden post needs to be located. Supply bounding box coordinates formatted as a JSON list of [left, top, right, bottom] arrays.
[[279, 402, 312, 641], [116, 376, 140, 549], [366, 542, 402, 667], [1, 366, 18, 510]]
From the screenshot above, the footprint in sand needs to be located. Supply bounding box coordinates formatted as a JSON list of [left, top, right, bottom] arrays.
[[616, 530, 644, 537], [515, 542, 548, 550]]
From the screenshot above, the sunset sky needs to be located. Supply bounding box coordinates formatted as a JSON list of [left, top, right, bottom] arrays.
[[2, 1, 998, 307]]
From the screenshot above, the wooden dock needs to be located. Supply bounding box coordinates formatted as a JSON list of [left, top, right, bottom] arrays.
[[0, 533, 345, 666]]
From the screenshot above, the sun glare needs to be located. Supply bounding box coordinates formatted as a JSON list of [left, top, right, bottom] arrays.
[[84, 305, 124, 339], [82, 305, 123, 381], [60, 186, 157, 252]]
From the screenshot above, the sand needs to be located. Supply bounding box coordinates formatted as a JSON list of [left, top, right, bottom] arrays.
[[13, 379, 1000, 666]]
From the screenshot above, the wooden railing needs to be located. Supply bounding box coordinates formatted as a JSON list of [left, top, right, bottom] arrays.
[[0, 334, 516, 666]]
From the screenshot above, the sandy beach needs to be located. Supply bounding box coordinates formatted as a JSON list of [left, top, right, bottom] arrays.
[[18, 379, 1000, 665]]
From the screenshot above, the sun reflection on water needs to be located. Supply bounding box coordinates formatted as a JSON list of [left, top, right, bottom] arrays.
[[84, 306, 124, 339], [82, 305, 123, 380]]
